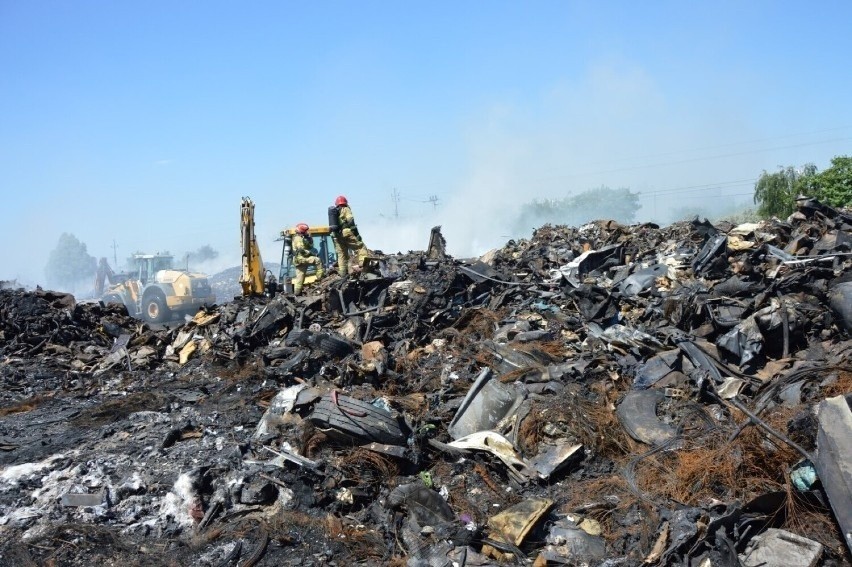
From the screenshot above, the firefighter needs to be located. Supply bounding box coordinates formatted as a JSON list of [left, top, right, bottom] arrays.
[[331, 195, 369, 276], [292, 223, 324, 295]]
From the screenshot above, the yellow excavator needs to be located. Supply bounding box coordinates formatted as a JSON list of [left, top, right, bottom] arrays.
[[97, 254, 215, 323], [240, 197, 335, 296], [240, 197, 278, 296], [277, 225, 336, 293]]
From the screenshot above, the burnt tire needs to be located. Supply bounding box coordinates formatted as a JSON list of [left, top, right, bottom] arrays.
[[308, 394, 408, 445], [312, 333, 353, 357], [143, 294, 170, 323], [286, 328, 311, 347]]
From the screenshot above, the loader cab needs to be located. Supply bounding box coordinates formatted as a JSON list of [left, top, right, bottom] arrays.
[[278, 226, 336, 282], [133, 254, 174, 284]]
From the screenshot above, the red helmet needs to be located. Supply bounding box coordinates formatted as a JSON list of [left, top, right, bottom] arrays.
[[335, 195, 348, 207], [296, 223, 309, 234]]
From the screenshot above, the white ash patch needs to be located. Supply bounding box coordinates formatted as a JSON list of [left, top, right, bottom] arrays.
[[158, 472, 200, 528], [0, 453, 66, 486]]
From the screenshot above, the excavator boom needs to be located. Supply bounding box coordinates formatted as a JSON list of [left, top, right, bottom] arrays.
[[94, 257, 127, 296], [239, 197, 265, 296]]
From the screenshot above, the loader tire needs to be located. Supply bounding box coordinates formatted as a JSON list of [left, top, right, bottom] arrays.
[[101, 293, 122, 305], [143, 294, 170, 324], [308, 394, 408, 445]]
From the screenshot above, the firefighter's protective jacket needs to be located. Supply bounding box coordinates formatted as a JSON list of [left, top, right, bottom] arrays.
[[337, 205, 360, 238], [292, 233, 314, 262]]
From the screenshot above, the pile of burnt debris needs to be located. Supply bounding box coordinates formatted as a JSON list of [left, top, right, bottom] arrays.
[[1, 197, 851, 566]]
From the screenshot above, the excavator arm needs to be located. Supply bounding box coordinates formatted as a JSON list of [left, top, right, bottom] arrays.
[[94, 257, 127, 296], [239, 197, 265, 296]]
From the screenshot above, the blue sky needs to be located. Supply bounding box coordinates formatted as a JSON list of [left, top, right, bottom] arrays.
[[1, 1, 851, 287]]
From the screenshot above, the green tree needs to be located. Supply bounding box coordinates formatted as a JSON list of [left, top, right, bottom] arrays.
[[569, 186, 641, 223], [807, 155, 852, 208], [753, 164, 816, 218], [515, 186, 641, 232], [45, 233, 97, 291]]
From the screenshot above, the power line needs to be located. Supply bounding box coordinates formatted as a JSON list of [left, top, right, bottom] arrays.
[[382, 134, 849, 200], [637, 179, 758, 197], [532, 136, 852, 185], [580, 125, 852, 167]]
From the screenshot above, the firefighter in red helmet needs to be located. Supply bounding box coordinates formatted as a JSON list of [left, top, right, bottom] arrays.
[[331, 195, 368, 276], [292, 223, 324, 295]]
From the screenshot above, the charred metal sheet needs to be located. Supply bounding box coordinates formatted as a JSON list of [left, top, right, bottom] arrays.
[[815, 395, 852, 555], [386, 483, 454, 527], [587, 323, 665, 351], [692, 233, 727, 274], [448, 431, 539, 483], [766, 244, 795, 262], [541, 517, 607, 564], [458, 262, 518, 286], [530, 442, 583, 479], [705, 299, 748, 328], [260, 445, 319, 470], [448, 368, 526, 440], [253, 384, 308, 438], [481, 339, 555, 373], [634, 349, 681, 389], [618, 264, 669, 296], [829, 281, 852, 333], [677, 340, 725, 383], [717, 316, 764, 368], [327, 278, 393, 316], [564, 283, 619, 322]]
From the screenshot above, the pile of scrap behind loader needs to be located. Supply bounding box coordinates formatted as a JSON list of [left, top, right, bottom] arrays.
[[0, 196, 850, 566]]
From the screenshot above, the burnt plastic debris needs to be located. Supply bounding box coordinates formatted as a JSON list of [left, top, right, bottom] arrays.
[[1, 203, 851, 565]]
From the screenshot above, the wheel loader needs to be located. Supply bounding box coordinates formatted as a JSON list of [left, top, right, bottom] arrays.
[[97, 253, 215, 323]]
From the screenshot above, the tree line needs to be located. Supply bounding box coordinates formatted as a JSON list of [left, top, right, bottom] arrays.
[[43, 155, 850, 292], [753, 155, 851, 218]]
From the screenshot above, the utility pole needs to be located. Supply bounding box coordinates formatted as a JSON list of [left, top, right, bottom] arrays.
[[428, 195, 439, 211], [111, 239, 119, 266], [392, 188, 400, 220]]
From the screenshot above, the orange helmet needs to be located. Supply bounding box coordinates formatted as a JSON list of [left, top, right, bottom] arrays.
[[335, 195, 348, 207], [296, 223, 309, 234]]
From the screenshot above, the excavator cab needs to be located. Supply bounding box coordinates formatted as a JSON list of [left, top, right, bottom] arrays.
[[278, 226, 337, 290]]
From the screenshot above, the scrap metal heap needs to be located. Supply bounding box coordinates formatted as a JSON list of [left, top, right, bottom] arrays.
[[1, 198, 851, 566]]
